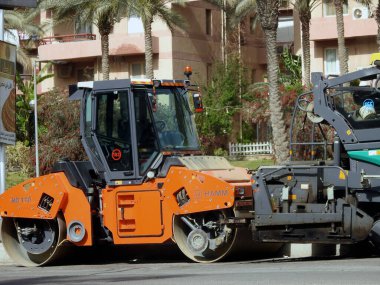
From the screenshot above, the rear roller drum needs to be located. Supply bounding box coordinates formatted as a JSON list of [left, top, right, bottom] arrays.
[[173, 210, 236, 263], [1, 214, 66, 266]]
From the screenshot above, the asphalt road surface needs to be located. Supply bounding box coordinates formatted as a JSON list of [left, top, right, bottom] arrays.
[[0, 246, 379, 285]]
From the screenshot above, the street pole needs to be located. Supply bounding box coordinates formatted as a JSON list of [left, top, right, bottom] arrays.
[[238, 22, 243, 142], [0, 9, 5, 194], [33, 60, 39, 177]]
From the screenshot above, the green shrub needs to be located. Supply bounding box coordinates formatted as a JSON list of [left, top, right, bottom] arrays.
[[213, 147, 228, 157], [196, 54, 248, 151], [5, 142, 32, 175], [34, 88, 87, 174]]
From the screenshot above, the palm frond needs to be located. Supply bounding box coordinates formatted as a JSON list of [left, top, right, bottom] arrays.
[[355, 0, 372, 6], [16, 48, 32, 72], [292, 0, 320, 14], [235, 0, 256, 19]]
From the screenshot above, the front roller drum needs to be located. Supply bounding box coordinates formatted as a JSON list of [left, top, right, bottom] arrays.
[[1, 214, 67, 266], [173, 210, 237, 263]]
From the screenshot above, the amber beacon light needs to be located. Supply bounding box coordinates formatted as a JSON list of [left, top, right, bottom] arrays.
[[184, 66, 192, 79]]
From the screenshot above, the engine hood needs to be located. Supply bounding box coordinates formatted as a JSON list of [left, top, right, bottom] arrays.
[[178, 156, 250, 183]]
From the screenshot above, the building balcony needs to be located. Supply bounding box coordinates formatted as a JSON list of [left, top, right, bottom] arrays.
[[38, 33, 158, 62], [39, 33, 96, 45], [310, 16, 377, 41]]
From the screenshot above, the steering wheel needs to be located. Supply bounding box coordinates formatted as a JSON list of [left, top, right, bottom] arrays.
[[296, 91, 313, 112], [155, 120, 166, 132]]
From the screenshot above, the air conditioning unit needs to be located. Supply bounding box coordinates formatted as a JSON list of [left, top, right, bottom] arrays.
[[352, 7, 369, 20], [58, 64, 72, 78]]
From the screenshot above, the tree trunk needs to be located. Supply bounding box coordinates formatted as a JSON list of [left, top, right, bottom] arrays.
[[334, 0, 349, 75], [265, 29, 289, 163], [300, 15, 311, 87], [100, 33, 110, 80], [257, 0, 289, 163], [376, 3, 380, 51], [144, 20, 154, 79]]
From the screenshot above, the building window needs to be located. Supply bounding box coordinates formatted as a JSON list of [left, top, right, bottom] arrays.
[[279, 0, 290, 9], [47, 64, 53, 74], [324, 48, 339, 76], [128, 17, 144, 34], [206, 9, 212, 35], [75, 18, 92, 34], [323, 0, 348, 17], [77, 66, 94, 82], [207, 63, 212, 83], [250, 17, 256, 34], [277, 16, 294, 43], [130, 63, 145, 79], [46, 9, 52, 19], [251, 69, 256, 84]]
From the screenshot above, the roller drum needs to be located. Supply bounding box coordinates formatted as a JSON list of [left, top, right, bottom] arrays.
[[1, 214, 67, 266]]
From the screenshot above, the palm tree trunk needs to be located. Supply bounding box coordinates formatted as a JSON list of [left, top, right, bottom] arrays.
[[301, 17, 311, 87], [334, 0, 349, 74], [265, 29, 289, 163], [144, 20, 154, 79], [101, 33, 110, 80], [257, 0, 289, 163], [376, 3, 380, 51]]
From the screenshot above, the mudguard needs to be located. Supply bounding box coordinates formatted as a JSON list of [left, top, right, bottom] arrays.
[[0, 173, 92, 246]]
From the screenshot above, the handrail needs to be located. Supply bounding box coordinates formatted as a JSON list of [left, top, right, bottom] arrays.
[[39, 33, 96, 45]]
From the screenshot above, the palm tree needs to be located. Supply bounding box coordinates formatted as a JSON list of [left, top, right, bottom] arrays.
[[292, 0, 319, 86], [45, 0, 130, 80], [130, 1, 185, 79], [334, 0, 349, 74], [375, 2, 380, 50], [255, 0, 289, 163], [4, 9, 43, 72]]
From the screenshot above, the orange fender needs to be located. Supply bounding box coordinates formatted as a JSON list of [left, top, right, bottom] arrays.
[[0, 173, 92, 246]]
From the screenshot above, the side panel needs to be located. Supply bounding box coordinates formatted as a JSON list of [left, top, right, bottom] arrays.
[[0, 173, 92, 246], [102, 167, 235, 244], [348, 150, 380, 166], [116, 191, 163, 237]]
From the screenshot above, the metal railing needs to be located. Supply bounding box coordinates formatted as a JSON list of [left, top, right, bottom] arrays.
[[229, 142, 273, 156], [39, 33, 96, 45]]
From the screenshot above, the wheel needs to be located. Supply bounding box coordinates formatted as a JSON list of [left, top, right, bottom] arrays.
[[173, 210, 236, 263], [1, 214, 67, 266]]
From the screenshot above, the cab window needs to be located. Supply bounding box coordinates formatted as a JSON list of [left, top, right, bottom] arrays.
[[133, 89, 159, 175], [95, 91, 133, 172], [332, 88, 380, 129]]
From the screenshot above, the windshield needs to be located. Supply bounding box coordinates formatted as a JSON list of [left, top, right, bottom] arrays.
[[149, 87, 200, 150]]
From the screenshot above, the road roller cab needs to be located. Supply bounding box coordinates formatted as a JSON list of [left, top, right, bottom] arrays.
[[0, 77, 253, 266]]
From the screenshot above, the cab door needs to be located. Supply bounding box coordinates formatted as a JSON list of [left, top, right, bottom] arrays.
[[81, 88, 136, 183]]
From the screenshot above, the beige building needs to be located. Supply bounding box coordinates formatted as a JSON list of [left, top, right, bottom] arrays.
[[294, 0, 378, 77], [23, 1, 268, 92]]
